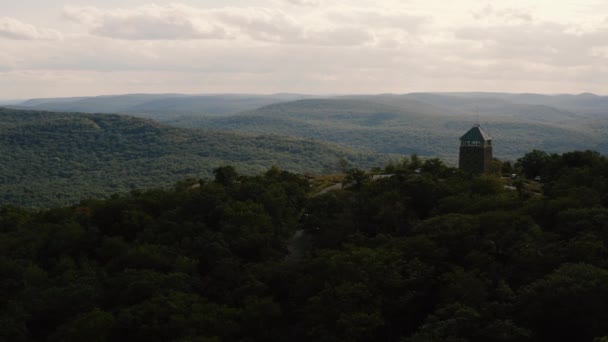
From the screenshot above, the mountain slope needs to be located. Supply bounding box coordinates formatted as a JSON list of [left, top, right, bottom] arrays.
[[178, 98, 606, 160], [403, 92, 608, 119], [399, 93, 582, 123], [17, 92, 608, 121], [12, 92, 608, 163], [0, 108, 389, 207], [16, 94, 311, 120]]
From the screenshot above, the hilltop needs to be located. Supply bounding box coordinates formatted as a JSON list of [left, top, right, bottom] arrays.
[[10, 91, 608, 165], [14, 93, 311, 119], [178, 98, 606, 160], [0, 107, 389, 207], [13, 93, 608, 161]]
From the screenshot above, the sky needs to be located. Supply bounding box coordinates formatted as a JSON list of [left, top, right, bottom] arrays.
[[1, 0, 608, 98]]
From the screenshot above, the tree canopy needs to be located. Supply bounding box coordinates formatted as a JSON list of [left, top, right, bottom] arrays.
[[2, 150, 608, 341]]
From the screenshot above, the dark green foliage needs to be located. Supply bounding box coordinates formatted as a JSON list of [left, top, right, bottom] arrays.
[[0, 167, 308, 341], [0, 108, 389, 208], [2, 151, 608, 341], [516, 149, 551, 179]]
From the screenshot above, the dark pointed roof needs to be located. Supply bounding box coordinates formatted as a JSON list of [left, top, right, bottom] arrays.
[[460, 124, 492, 141]]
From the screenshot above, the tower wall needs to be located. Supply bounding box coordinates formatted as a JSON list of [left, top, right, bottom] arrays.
[[459, 145, 493, 173]]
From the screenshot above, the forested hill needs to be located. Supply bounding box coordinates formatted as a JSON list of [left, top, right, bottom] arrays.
[[0, 108, 388, 208], [15, 93, 309, 119], [14, 93, 608, 160], [174, 98, 607, 159], [2, 151, 608, 341]]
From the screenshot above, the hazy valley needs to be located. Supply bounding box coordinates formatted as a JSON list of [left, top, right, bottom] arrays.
[[13, 92, 608, 162]]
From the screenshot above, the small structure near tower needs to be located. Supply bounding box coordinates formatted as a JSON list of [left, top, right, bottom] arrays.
[[459, 124, 493, 173]]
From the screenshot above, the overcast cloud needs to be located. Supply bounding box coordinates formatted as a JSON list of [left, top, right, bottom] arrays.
[[0, 17, 62, 40], [1, 0, 607, 98]]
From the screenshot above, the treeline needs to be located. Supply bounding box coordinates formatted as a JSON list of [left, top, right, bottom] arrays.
[[1, 151, 608, 341]]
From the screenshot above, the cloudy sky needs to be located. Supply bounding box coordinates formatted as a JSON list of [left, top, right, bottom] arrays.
[[1, 0, 608, 98]]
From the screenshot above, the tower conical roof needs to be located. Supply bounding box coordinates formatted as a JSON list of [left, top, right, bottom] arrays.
[[459, 125, 492, 141]]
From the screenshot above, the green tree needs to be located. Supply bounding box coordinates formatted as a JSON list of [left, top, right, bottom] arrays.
[[517, 263, 608, 341], [516, 150, 550, 179], [343, 168, 370, 190], [213, 166, 238, 186], [49, 308, 115, 342]]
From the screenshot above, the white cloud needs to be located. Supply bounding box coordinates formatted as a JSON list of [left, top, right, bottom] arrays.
[[61, 6, 104, 26], [61, 4, 373, 45], [212, 7, 301, 43], [453, 21, 608, 67], [3, 0, 608, 98], [302, 27, 373, 46], [327, 9, 429, 32], [0, 51, 15, 71], [0, 17, 62, 40], [214, 7, 374, 45], [471, 4, 533, 24], [63, 5, 228, 40], [283, 0, 321, 6]]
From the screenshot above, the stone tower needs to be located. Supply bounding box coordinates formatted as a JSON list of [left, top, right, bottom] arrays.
[[458, 124, 493, 173]]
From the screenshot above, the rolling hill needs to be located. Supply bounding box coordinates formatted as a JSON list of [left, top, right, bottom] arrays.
[[15, 93, 311, 119], [16, 92, 608, 123], [12, 91, 608, 163], [175, 98, 607, 160], [397, 93, 582, 123], [0, 107, 389, 207], [401, 92, 608, 119]]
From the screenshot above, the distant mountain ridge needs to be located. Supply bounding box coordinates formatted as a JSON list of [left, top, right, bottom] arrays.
[[12, 91, 608, 160], [16, 93, 314, 119], [175, 98, 607, 160], [16, 91, 608, 118]]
